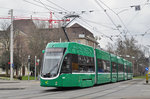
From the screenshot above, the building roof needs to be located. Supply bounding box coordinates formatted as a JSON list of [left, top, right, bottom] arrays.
[[37, 23, 95, 42], [38, 28, 67, 41], [70, 23, 82, 28], [6, 19, 36, 34], [68, 23, 94, 39], [14, 19, 36, 34], [6, 19, 96, 44]]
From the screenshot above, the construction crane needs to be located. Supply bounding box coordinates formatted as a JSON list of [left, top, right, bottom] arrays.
[[0, 12, 70, 28]]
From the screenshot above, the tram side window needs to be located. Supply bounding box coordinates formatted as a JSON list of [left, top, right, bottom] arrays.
[[111, 62, 117, 73], [128, 66, 130, 73], [98, 59, 104, 72], [128, 66, 132, 73], [98, 60, 110, 73], [61, 54, 72, 73], [126, 66, 128, 73], [127, 66, 129, 73], [121, 65, 124, 72], [78, 55, 85, 72], [124, 65, 127, 73], [87, 57, 95, 72], [118, 64, 120, 72], [72, 54, 79, 72], [78, 55, 95, 73], [118, 64, 124, 73], [106, 60, 111, 72], [71, 54, 95, 73], [100, 60, 110, 73], [118, 64, 122, 73]]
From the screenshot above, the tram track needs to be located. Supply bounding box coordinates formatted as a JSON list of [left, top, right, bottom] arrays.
[[1, 86, 82, 99], [91, 80, 144, 99], [20, 88, 81, 99], [21, 80, 135, 99], [0, 79, 143, 99], [70, 79, 144, 99], [1, 88, 64, 99]]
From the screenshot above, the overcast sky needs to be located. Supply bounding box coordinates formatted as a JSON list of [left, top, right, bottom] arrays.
[[0, 0, 150, 50]]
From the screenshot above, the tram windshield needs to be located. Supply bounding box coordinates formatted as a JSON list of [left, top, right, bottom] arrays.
[[41, 48, 64, 78]]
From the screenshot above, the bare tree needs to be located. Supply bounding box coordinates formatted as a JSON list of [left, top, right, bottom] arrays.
[[28, 23, 52, 76], [106, 42, 115, 54], [0, 21, 10, 75], [106, 36, 148, 76], [13, 30, 29, 76], [0, 20, 29, 76], [33, 20, 48, 29]]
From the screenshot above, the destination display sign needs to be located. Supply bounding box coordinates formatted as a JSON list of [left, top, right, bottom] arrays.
[[46, 48, 64, 53]]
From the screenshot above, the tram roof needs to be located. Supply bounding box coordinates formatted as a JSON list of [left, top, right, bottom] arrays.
[[95, 49, 110, 61], [46, 42, 94, 57], [110, 54, 117, 63]]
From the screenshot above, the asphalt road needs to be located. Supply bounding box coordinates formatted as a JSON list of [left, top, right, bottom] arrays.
[[0, 79, 150, 99]]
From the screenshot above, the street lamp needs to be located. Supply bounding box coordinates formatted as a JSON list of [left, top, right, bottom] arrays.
[[8, 9, 14, 80]]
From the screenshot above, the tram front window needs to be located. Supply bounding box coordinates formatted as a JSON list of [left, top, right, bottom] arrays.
[[41, 48, 64, 78]]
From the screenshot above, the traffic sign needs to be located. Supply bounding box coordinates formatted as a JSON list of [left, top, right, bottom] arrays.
[[145, 67, 149, 71], [12, 64, 14, 68]]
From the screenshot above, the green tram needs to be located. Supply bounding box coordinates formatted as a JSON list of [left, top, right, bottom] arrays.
[[40, 42, 133, 87]]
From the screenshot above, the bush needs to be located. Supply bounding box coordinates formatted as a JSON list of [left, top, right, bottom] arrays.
[[22, 76, 37, 80]]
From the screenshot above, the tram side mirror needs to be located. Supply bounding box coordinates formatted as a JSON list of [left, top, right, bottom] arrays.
[[42, 50, 45, 54]]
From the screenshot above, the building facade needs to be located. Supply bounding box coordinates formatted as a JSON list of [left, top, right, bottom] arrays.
[[0, 19, 98, 76]]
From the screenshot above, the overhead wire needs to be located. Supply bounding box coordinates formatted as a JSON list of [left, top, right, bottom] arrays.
[[127, 0, 150, 45], [80, 18, 117, 30], [45, 0, 71, 20], [33, 0, 64, 20], [78, 15, 150, 40], [23, 0, 48, 10], [24, 0, 64, 13], [94, 0, 123, 38], [46, 0, 69, 12], [78, 17, 114, 41], [19, 0, 150, 38], [97, 0, 132, 36], [37, 0, 50, 11], [143, 28, 150, 36], [127, 1, 148, 26], [136, 1, 149, 45], [34, 0, 64, 12]]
